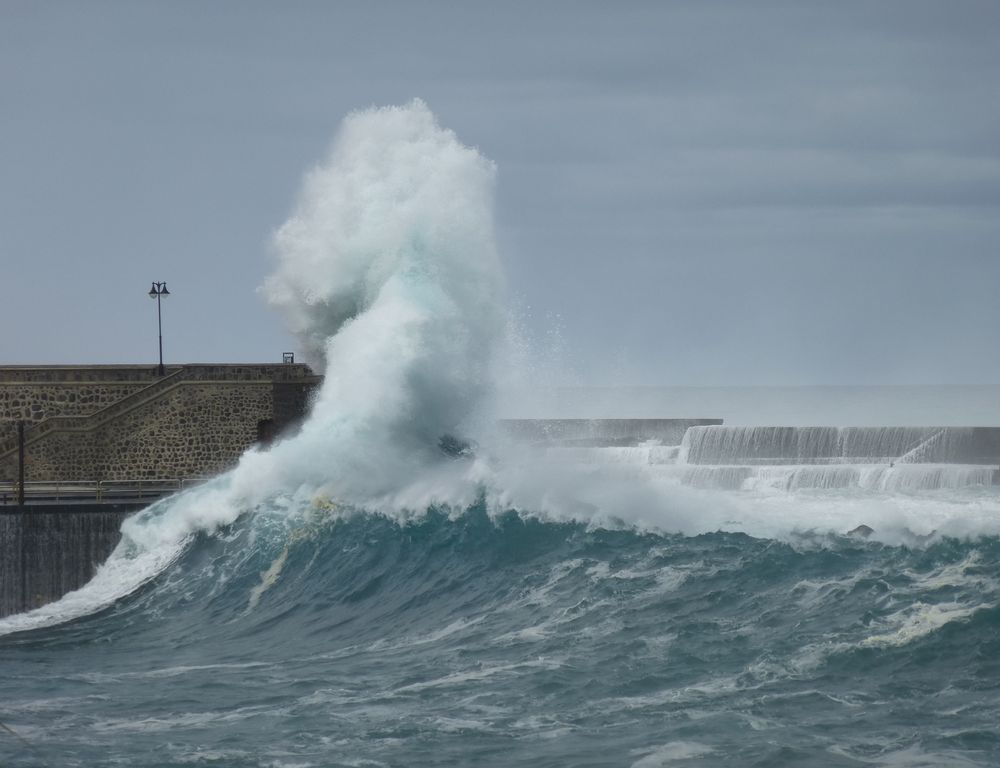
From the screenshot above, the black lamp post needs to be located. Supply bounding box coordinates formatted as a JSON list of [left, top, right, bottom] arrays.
[[148, 281, 170, 376]]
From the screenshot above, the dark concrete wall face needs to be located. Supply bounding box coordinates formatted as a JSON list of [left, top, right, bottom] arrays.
[[0, 508, 132, 618]]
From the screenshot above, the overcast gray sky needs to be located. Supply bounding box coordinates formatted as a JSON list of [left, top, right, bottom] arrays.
[[1, 0, 998, 385]]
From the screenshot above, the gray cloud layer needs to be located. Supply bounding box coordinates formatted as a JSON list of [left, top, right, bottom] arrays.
[[1, 0, 998, 384]]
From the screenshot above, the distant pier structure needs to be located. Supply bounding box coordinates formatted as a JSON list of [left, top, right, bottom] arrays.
[[500, 418, 723, 446]]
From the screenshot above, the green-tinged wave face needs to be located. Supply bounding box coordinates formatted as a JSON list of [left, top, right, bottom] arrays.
[[3, 504, 1000, 766]]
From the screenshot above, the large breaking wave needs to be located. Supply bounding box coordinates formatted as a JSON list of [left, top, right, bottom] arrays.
[[3, 101, 1000, 640]]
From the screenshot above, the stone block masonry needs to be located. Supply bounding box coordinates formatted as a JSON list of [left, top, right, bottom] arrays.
[[0, 364, 322, 483]]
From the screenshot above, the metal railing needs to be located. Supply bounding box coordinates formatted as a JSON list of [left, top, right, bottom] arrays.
[[0, 478, 207, 505]]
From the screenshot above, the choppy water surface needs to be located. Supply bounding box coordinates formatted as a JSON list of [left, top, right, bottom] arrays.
[[2, 502, 1000, 767]]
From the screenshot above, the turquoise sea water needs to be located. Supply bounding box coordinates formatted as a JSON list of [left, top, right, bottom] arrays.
[[2, 491, 999, 767]]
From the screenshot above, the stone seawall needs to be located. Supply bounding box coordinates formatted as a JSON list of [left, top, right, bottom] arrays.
[[0, 364, 321, 482], [0, 365, 182, 449], [0, 506, 135, 619], [7, 381, 273, 481]]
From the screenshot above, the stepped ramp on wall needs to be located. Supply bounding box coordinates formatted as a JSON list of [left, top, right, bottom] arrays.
[[0, 365, 320, 482]]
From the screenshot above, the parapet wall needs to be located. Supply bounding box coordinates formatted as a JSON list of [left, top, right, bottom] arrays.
[[0, 364, 321, 483]]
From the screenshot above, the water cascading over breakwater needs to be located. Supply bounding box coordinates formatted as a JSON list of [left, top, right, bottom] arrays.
[[680, 425, 990, 465], [669, 425, 1000, 492]]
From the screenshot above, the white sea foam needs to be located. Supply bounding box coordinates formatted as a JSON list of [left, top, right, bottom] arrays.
[[0, 495, 193, 635], [392, 658, 563, 693], [90, 704, 286, 734], [828, 744, 989, 767], [859, 602, 984, 649], [474, 446, 1000, 545], [246, 545, 290, 613]]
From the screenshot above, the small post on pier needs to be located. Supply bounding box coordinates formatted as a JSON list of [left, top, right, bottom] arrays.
[[17, 420, 25, 507]]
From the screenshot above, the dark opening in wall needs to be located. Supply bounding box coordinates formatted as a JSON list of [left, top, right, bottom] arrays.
[[257, 418, 276, 446]]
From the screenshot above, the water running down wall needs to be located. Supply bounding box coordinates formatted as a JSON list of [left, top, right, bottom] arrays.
[[0, 506, 134, 618], [544, 425, 1000, 493]]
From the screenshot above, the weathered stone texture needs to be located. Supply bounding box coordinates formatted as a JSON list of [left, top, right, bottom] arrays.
[[0, 365, 319, 482], [0, 384, 146, 448], [11, 383, 272, 480], [0, 366, 177, 447], [0, 383, 147, 420]]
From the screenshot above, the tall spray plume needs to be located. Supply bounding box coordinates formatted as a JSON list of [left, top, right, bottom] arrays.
[[0, 100, 504, 635], [245, 98, 504, 502]]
